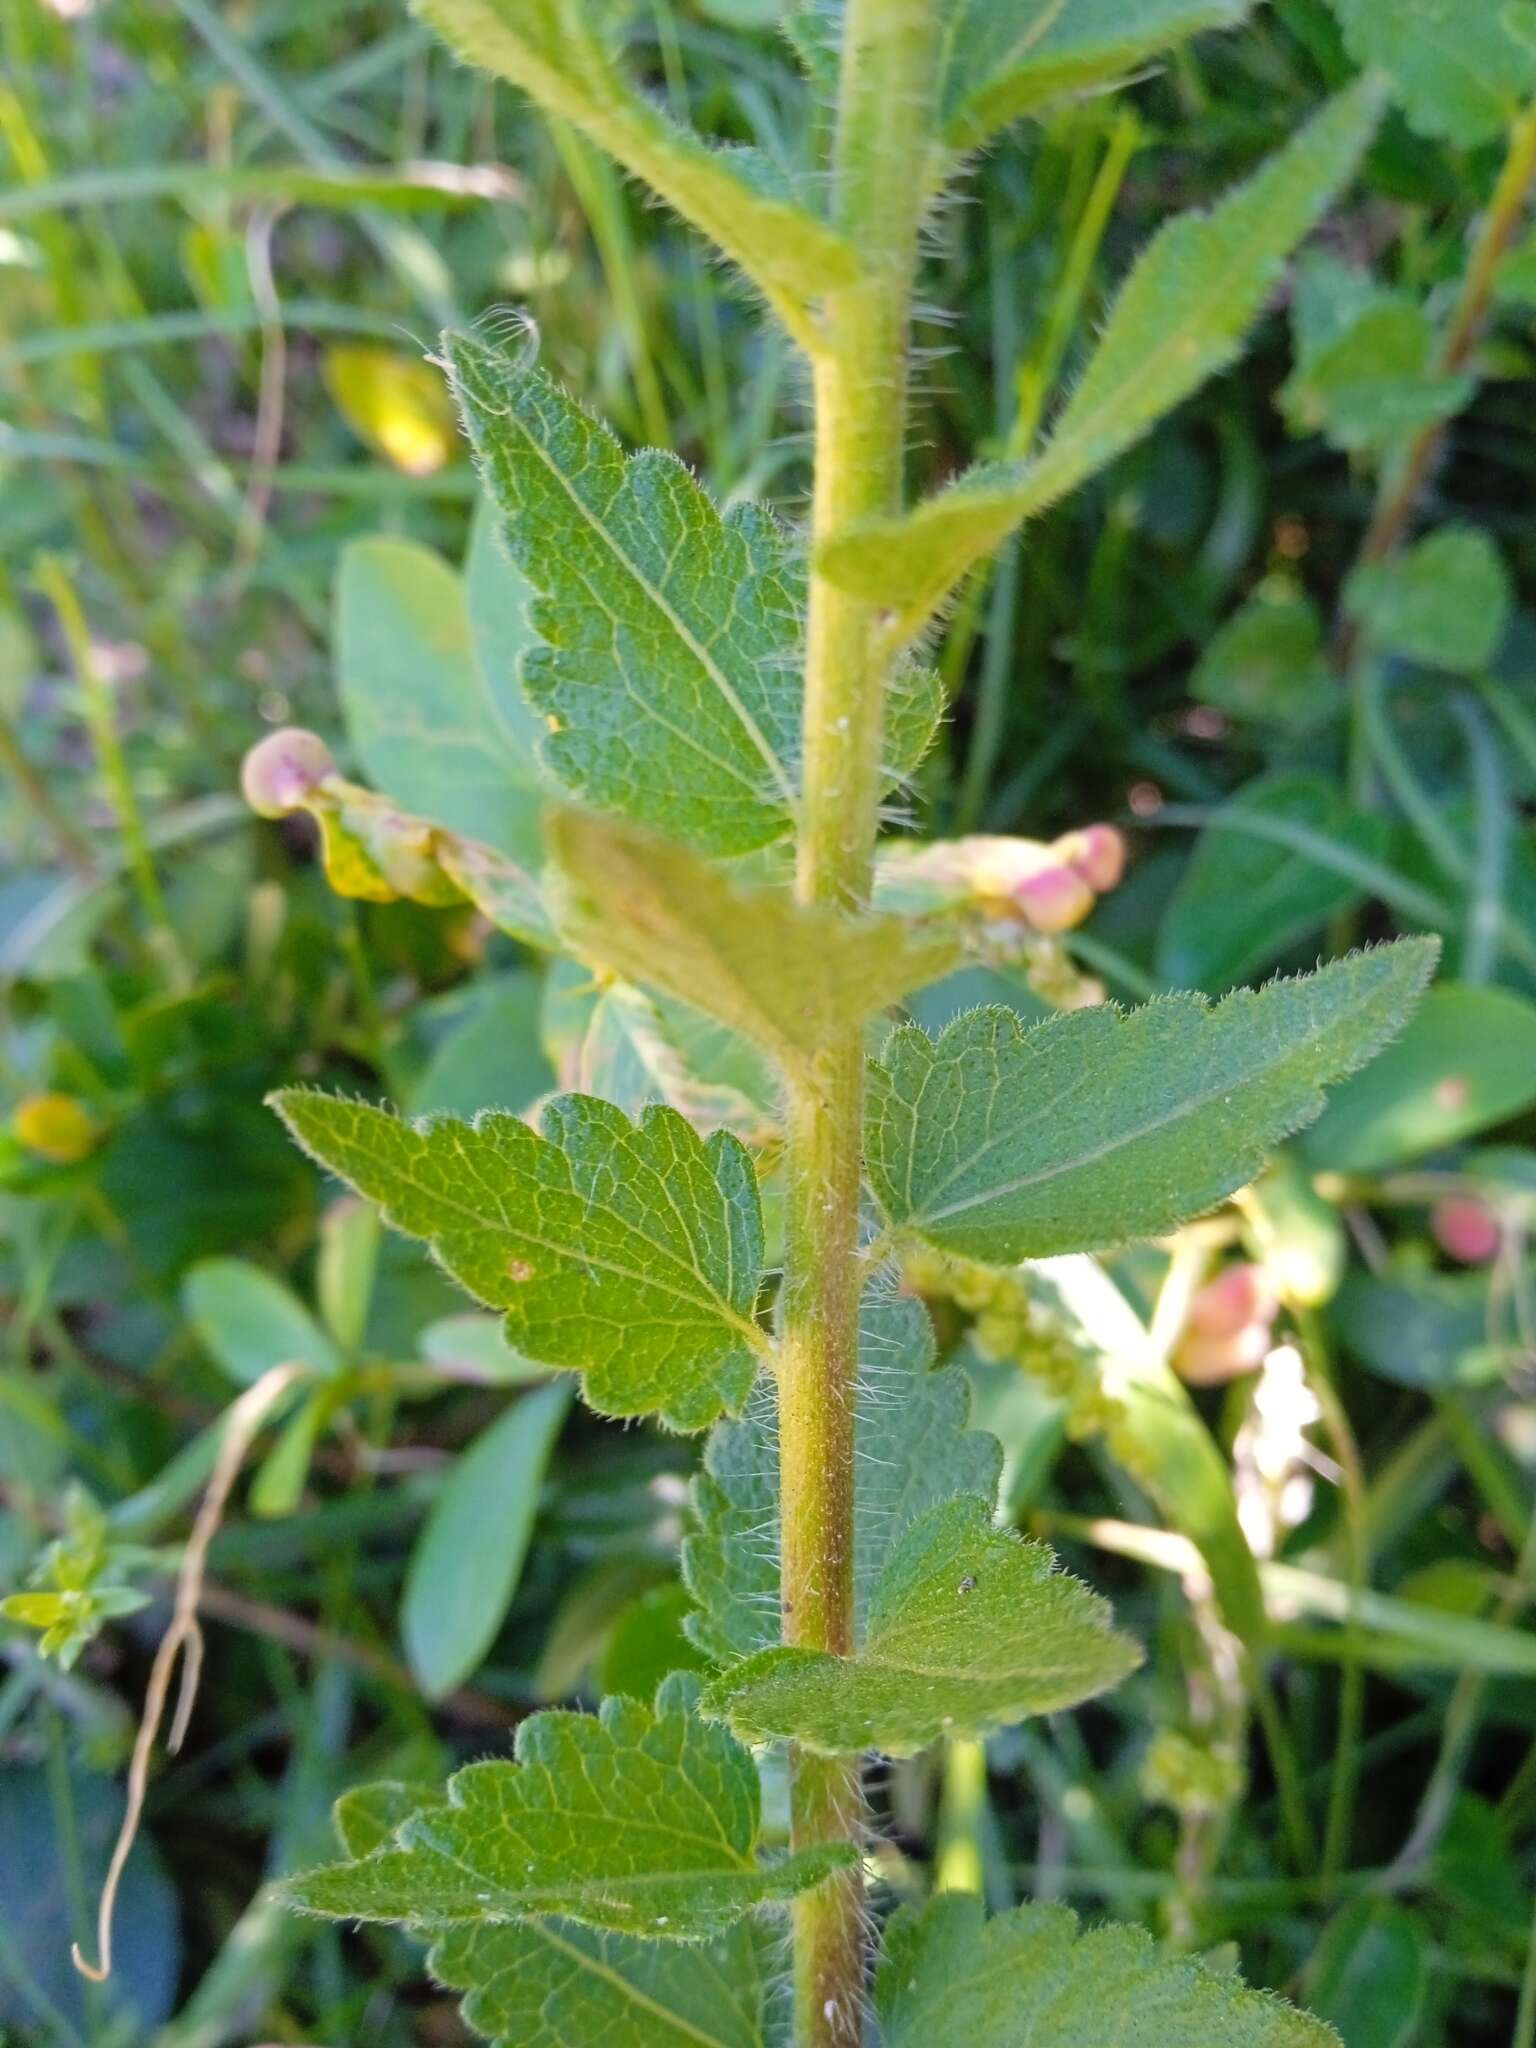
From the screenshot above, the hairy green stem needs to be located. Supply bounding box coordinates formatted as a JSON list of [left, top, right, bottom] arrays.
[[778, 5, 940, 2042]]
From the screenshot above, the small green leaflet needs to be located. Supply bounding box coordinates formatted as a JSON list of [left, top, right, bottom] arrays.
[[1345, 528, 1512, 675], [702, 1495, 1139, 1755], [417, 0, 855, 315], [285, 1674, 854, 1938], [182, 1257, 343, 1387], [685, 1292, 1003, 1664], [429, 1921, 787, 2048], [816, 82, 1381, 641], [336, 535, 543, 866], [550, 811, 960, 1073], [403, 1380, 572, 1698], [1327, 0, 1536, 148], [939, 0, 1255, 152], [874, 1893, 1339, 2047], [866, 940, 1437, 1264], [1279, 265, 1472, 455], [270, 1090, 766, 1432], [443, 336, 939, 855]]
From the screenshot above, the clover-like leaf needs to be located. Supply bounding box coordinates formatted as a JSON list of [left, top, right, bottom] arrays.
[[550, 811, 959, 1074], [442, 336, 939, 856], [1327, 0, 1536, 148], [285, 1674, 854, 1938], [866, 940, 1437, 1265], [271, 1090, 767, 1432], [1344, 527, 1512, 675], [817, 82, 1381, 641], [685, 1292, 1003, 1665], [702, 1496, 1139, 1756], [874, 1892, 1338, 2047], [940, 0, 1256, 153]]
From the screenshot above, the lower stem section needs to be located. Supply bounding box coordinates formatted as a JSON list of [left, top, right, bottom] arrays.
[[778, 1043, 868, 2044], [791, 1752, 867, 2046]]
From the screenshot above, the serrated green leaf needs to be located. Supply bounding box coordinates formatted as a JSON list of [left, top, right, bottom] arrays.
[[874, 1893, 1338, 2047], [416, 0, 855, 321], [427, 1918, 787, 2048], [866, 940, 1437, 1264], [1157, 773, 1392, 991], [685, 1293, 1003, 1665], [940, 0, 1255, 151], [403, 1381, 572, 1697], [702, 1495, 1139, 1755], [817, 83, 1381, 640], [336, 1780, 422, 1857], [336, 536, 543, 866], [443, 337, 939, 854], [270, 1090, 766, 1432], [1344, 528, 1511, 674], [549, 812, 959, 1073], [284, 1673, 855, 1936], [464, 490, 549, 773], [1327, 0, 1536, 147]]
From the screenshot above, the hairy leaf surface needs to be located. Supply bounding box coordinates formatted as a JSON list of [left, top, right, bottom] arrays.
[[285, 1675, 852, 1937], [428, 1920, 787, 2048], [866, 941, 1436, 1264], [817, 83, 1380, 639], [702, 1496, 1139, 1755], [334, 1764, 786, 2044], [444, 338, 939, 855], [874, 1893, 1338, 2047], [271, 1090, 765, 1432], [685, 1293, 1002, 1665], [550, 812, 959, 1072], [940, 0, 1255, 151]]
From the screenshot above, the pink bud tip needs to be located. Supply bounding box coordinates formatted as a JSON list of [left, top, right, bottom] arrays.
[[1057, 824, 1127, 894], [1014, 863, 1095, 934], [1431, 1197, 1501, 1266], [1188, 1262, 1277, 1340], [1175, 1324, 1272, 1387], [241, 728, 336, 818]]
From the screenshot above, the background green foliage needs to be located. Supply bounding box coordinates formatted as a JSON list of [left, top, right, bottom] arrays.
[[2, 2, 1536, 2043]]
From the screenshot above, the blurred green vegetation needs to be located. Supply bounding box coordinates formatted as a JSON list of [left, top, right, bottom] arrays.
[[2, 2, 1536, 2043]]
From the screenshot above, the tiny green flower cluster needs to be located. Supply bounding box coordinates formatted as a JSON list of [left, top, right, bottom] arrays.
[[1141, 1727, 1247, 1822], [903, 1248, 1126, 1444]]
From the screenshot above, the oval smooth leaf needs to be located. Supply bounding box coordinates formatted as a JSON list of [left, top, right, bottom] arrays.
[[403, 1379, 573, 1697]]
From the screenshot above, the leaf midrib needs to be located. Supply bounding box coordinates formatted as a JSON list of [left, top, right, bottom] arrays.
[[906, 1014, 1331, 1230], [505, 404, 798, 819]]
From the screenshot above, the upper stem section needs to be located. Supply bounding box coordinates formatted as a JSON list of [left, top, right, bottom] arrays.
[[798, 0, 942, 910]]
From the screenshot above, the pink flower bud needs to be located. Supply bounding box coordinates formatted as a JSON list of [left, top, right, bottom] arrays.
[[1175, 1323, 1273, 1386], [240, 728, 336, 818], [1014, 863, 1095, 934], [1431, 1197, 1501, 1266], [1058, 823, 1127, 894], [1188, 1263, 1277, 1340]]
